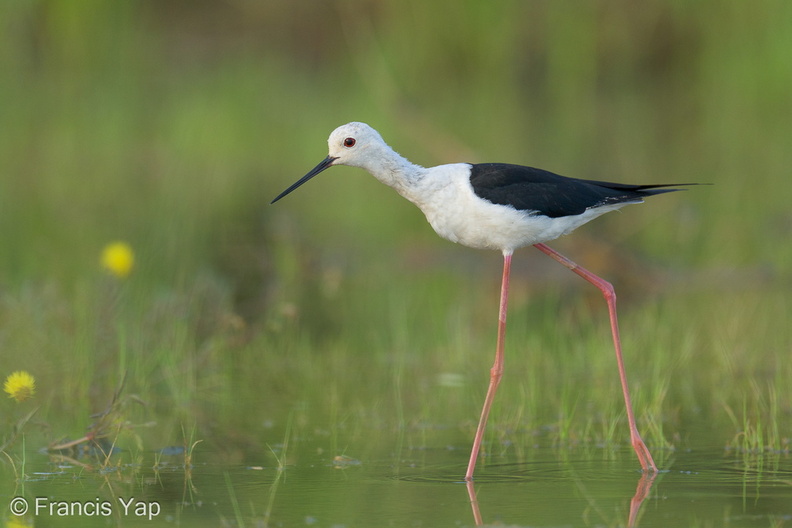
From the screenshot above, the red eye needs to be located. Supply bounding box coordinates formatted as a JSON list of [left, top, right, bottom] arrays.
[[343, 137, 356, 147]]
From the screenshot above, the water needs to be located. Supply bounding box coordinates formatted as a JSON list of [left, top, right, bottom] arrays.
[[5, 442, 790, 527]]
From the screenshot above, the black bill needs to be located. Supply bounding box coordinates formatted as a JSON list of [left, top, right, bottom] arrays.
[[271, 155, 338, 204]]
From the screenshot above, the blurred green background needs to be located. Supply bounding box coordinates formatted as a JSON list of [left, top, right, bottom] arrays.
[[1, 0, 790, 467]]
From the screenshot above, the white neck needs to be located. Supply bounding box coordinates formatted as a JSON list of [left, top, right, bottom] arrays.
[[358, 145, 427, 200]]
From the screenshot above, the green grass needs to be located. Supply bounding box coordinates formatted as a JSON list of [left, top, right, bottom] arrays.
[[0, 1, 790, 476]]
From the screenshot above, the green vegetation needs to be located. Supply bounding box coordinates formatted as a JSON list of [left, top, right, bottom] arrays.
[[1, 1, 789, 480]]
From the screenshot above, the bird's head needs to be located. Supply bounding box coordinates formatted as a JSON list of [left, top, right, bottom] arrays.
[[271, 122, 384, 204], [327, 122, 386, 168]]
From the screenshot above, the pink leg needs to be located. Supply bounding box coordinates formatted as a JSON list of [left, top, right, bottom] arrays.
[[533, 243, 657, 473], [465, 252, 512, 481]]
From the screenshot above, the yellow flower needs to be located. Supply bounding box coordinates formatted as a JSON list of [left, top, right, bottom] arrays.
[[101, 241, 135, 278], [5, 515, 34, 528], [4, 371, 36, 403], [5, 516, 33, 528]]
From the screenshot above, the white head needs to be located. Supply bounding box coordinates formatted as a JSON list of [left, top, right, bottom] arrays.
[[326, 122, 388, 169], [271, 122, 393, 204]]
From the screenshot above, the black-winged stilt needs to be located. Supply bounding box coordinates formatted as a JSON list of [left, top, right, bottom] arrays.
[[272, 122, 693, 480]]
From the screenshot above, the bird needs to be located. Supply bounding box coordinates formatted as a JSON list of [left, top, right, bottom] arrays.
[[272, 121, 694, 481]]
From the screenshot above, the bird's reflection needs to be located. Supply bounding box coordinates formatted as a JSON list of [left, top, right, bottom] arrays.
[[466, 480, 484, 526], [627, 471, 657, 527], [466, 471, 657, 527]]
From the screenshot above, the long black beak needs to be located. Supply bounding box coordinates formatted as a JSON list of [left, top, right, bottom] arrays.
[[271, 156, 338, 204]]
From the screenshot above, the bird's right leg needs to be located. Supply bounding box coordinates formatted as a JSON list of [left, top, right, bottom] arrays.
[[533, 243, 657, 473]]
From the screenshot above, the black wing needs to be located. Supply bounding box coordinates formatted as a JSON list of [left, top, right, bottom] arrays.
[[469, 163, 691, 218]]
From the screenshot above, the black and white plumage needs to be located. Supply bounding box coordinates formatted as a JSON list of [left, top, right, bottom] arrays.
[[272, 122, 691, 254], [272, 122, 692, 481], [469, 163, 684, 217]]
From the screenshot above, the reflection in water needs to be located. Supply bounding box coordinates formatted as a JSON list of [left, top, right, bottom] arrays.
[[466, 480, 484, 526], [9, 444, 792, 526], [627, 472, 657, 527], [466, 471, 657, 527]]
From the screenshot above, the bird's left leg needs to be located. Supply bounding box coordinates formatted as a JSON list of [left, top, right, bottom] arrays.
[[465, 251, 512, 481]]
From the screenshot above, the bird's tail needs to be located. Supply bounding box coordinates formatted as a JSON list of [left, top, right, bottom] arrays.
[[590, 181, 705, 196], [633, 183, 705, 196]]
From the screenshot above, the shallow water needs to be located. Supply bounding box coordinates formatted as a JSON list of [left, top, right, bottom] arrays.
[[5, 441, 791, 527]]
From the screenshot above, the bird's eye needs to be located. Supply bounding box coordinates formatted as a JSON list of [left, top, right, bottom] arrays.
[[343, 137, 356, 148]]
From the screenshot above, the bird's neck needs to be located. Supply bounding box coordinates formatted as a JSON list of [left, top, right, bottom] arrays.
[[363, 148, 427, 200]]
